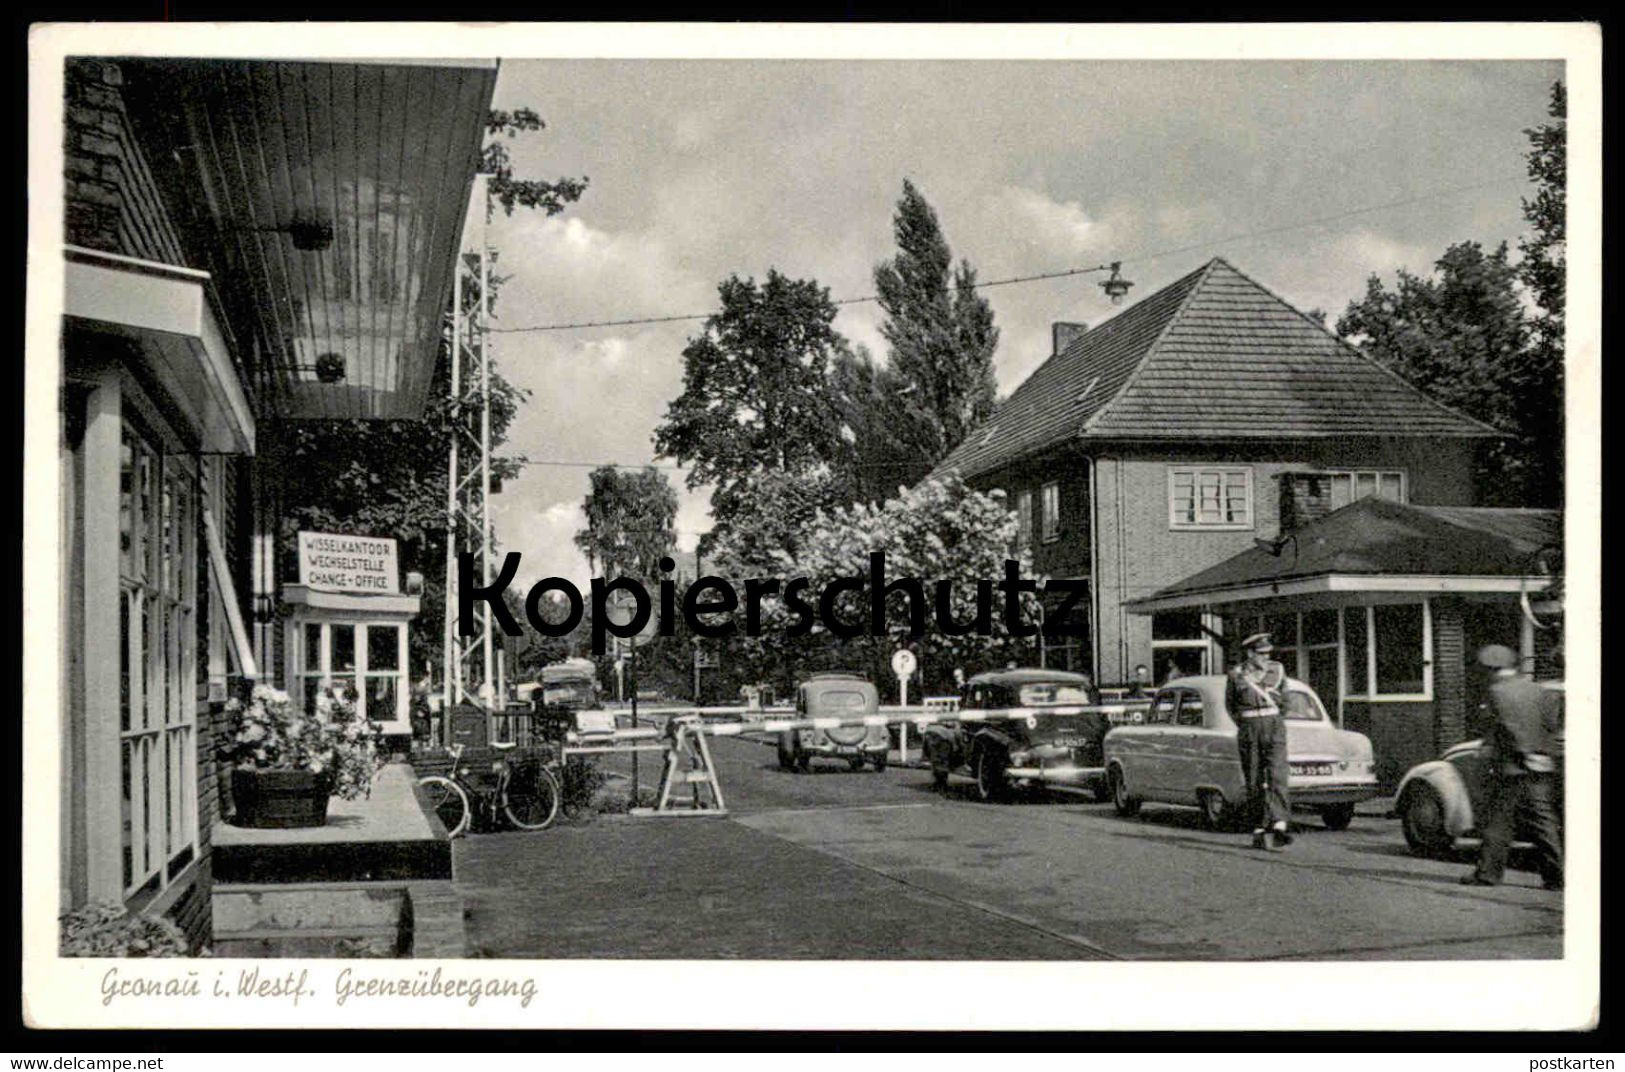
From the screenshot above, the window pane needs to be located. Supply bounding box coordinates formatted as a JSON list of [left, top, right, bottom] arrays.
[[1374, 603, 1425, 695], [1153, 646, 1205, 684], [1153, 611, 1203, 640], [1176, 691, 1205, 726], [137, 447, 155, 583], [1306, 647, 1340, 717], [368, 625, 400, 671], [1380, 472, 1404, 502], [1263, 612, 1298, 648], [1344, 607, 1369, 694], [1328, 473, 1352, 510], [1150, 692, 1178, 724], [1356, 472, 1378, 500], [331, 624, 356, 674], [119, 432, 135, 577], [367, 675, 398, 724], [1302, 608, 1338, 645], [140, 596, 154, 729], [121, 739, 133, 889]]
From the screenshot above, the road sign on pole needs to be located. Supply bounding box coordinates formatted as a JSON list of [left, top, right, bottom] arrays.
[[891, 648, 917, 762]]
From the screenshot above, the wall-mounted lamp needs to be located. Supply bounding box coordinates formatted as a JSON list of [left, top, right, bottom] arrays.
[[239, 212, 335, 252], [289, 351, 347, 384], [1099, 261, 1135, 305]]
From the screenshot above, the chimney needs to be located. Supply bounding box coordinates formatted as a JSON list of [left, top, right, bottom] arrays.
[[1052, 322, 1089, 356], [1277, 472, 1332, 535]]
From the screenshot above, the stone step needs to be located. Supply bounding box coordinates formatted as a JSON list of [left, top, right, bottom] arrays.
[[214, 883, 406, 933], [213, 924, 405, 959]]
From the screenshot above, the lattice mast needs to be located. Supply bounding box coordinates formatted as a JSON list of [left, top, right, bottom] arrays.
[[443, 175, 497, 708]]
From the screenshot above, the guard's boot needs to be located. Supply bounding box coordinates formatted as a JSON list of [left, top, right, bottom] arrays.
[[1270, 821, 1294, 848], [1251, 828, 1271, 851]]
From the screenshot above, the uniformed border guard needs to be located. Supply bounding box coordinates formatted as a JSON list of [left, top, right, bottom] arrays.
[[1227, 633, 1293, 850]]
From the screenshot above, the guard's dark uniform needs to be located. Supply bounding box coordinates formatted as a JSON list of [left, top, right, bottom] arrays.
[[1472, 674, 1564, 887], [1227, 660, 1290, 830]]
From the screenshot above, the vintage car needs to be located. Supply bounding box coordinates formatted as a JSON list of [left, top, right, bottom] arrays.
[[1102, 674, 1379, 830], [1394, 682, 1565, 857], [777, 672, 889, 772], [921, 669, 1110, 802]]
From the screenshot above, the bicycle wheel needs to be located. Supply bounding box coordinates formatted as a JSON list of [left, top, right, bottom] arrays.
[[419, 775, 471, 838], [502, 762, 561, 831]]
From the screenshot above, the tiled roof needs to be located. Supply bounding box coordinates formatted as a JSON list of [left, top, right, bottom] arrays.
[[935, 258, 1500, 482], [1130, 498, 1560, 605]]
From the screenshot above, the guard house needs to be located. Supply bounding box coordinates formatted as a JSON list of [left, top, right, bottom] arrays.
[[282, 531, 420, 735]]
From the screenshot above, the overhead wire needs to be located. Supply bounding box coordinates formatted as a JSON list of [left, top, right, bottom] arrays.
[[487, 173, 1528, 336]]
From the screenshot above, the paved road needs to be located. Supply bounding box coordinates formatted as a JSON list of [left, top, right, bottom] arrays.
[[452, 733, 1563, 960]]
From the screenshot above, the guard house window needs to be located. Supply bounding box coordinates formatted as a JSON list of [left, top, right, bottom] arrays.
[[1342, 602, 1432, 701], [1015, 489, 1034, 548], [1324, 470, 1406, 510], [1151, 610, 1212, 683], [1168, 467, 1252, 530], [118, 419, 197, 898], [1040, 482, 1060, 543]]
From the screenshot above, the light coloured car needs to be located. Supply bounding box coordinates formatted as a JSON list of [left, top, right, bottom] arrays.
[[1102, 674, 1379, 830], [777, 672, 889, 772], [1394, 681, 1564, 856]]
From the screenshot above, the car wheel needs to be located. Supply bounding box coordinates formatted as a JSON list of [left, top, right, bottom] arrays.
[[795, 752, 811, 774], [872, 753, 888, 772], [974, 747, 1009, 803], [1110, 765, 1141, 817], [1399, 783, 1453, 856], [1197, 790, 1233, 831], [931, 763, 949, 788], [1321, 802, 1356, 831], [848, 756, 865, 772], [1090, 778, 1113, 805]]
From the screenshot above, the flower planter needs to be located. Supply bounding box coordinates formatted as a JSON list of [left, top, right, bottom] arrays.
[[231, 768, 333, 829]]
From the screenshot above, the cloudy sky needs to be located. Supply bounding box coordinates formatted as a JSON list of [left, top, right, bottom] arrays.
[[479, 58, 1561, 588]]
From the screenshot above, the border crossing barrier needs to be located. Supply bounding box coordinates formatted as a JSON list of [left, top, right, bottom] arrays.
[[561, 699, 1154, 817]]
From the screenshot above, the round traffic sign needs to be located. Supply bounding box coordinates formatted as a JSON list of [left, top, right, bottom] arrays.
[[891, 648, 917, 678]]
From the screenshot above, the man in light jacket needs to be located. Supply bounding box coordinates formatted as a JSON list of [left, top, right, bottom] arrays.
[[1226, 633, 1292, 851]]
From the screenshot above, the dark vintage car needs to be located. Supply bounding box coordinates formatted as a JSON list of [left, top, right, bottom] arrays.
[[921, 669, 1109, 802], [777, 672, 889, 772], [1393, 681, 1565, 856]]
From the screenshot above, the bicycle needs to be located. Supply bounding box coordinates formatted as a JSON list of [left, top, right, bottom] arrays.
[[418, 740, 561, 838]]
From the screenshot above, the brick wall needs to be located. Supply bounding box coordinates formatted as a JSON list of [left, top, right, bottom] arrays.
[[63, 59, 187, 264], [1431, 597, 1468, 752]]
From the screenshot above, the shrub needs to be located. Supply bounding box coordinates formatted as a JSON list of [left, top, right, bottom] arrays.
[[60, 901, 191, 957]]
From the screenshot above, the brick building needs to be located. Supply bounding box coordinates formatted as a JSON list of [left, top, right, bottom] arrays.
[[55, 56, 495, 948], [933, 257, 1508, 724]]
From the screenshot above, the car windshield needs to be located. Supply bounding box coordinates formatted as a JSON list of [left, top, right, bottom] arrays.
[[1281, 687, 1326, 721], [1018, 683, 1092, 705]]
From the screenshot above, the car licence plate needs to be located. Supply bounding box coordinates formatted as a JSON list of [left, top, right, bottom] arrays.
[[1051, 736, 1086, 748], [1292, 762, 1334, 777]]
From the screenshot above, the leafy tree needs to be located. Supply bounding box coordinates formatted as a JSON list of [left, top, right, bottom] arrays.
[[828, 346, 924, 507], [574, 466, 678, 582], [872, 180, 1000, 481], [483, 108, 590, 220], [1517, 81, 1566, 505], [1520, 82, 1566, 332], [712, 475, 1044, 697], [1335, 241, 1549, 504], [653, 271, 850, 550], [276, 108, 587, 675]]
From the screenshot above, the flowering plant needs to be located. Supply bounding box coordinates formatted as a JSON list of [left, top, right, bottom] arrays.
[[219, 683, 382, 800]]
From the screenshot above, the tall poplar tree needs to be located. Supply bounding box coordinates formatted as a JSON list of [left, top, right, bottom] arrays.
[[872, 180, 1000, 482]]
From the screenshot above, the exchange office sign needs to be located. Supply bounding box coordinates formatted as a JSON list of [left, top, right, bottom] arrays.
[[297, 531, 400, 594]]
